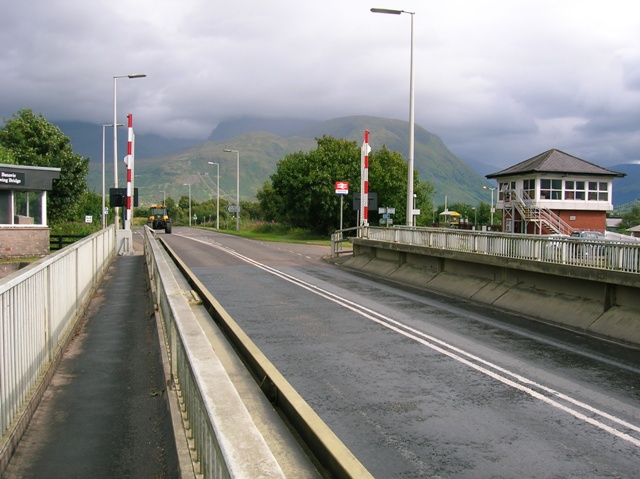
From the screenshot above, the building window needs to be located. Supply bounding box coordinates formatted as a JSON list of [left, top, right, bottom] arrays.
[[564, 180, 586, 200], [499, 181, 515, 201], [588, 181, 608, 201], [522, 179, 535, 199], [540, 179, 562, 200]]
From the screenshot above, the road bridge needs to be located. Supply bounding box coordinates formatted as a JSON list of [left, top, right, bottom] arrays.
[[2, 226, 639, 478]]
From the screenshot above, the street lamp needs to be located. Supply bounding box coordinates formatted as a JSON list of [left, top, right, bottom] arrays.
[[207, 162, 220, 229], [102, 123, 123, 229], [223, 149, 240, 232], [371, 7, 415, 226], [483, 185, 497, 225], [113, 73, 146, 229], [183, 183, 192, 226]]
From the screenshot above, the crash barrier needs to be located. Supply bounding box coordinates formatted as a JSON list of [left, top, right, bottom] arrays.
[[143, 227, 286, 478], [340, 228, 640, 347], [342, 226, 640, 274], [144, 227, 374, 479], [0, 226, 115, 475]]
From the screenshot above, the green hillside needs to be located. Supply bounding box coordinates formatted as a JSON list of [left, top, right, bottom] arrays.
[[131, 132, 316, 206], [87, 115, 491, 208]]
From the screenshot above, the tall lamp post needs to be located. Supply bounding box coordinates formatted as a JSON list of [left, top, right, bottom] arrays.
[[207, 161, 220, 229], [183, 183, 192, 226], [483, 185, 497, 225], [113, 73, 146, 229], [102, 123, 123, 228], [371, 7, 415, 226], [223, 149, 240, 232]]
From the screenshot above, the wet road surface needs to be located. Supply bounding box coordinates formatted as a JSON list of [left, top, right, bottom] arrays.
[[163, 228, 640, 478]]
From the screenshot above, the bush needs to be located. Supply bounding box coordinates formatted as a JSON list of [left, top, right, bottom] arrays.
[[50, 222, 101, 236], [249, 222, 290, 235]]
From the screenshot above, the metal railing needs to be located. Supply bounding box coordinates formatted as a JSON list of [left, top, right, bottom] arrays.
[[1, 226, 115, 451], [330, 226, 359, 257], [351, 226, 640, 274], [510, 189, 575, 236], [143, 227, 286, 479]]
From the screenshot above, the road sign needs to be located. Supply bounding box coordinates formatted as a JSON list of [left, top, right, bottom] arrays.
[[227, 205, 241, 213], [353, 192, 377, 210], [335, 181, 349, 195]]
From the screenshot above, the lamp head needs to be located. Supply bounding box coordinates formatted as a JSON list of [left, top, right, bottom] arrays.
[[371, 7, 402, 14]]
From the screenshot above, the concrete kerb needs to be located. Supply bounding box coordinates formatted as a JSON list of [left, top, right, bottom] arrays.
[[143, 234, 196, 479], [144, 229, 286, 478]]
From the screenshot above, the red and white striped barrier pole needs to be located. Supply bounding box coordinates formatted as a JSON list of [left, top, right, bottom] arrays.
[[360, 130, 371, 228], [125, 114, 134, 229]]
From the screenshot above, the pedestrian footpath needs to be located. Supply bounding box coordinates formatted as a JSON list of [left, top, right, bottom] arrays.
[[2, 240, 180, 479]]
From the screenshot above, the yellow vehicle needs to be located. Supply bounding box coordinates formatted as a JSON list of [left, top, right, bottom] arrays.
[[147, 205, 172, 233]]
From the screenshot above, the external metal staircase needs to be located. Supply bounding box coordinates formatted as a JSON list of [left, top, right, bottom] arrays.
[[505, 189, 575, 236]]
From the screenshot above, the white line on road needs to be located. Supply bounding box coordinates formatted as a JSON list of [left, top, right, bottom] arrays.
[[182, 234, 640, 448]]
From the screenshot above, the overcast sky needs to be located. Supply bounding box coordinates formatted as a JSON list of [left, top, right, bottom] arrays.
[[2, 0, 640, 168]]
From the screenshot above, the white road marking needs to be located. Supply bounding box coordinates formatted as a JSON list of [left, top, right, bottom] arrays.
[[181, 234, 640, 448]]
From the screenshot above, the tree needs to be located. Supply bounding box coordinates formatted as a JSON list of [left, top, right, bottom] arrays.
[[0, 144, 15, 164], [268, 136, 360, 233], [618, 205, 640, 232], [257, 180, 282, 222], [0, 109, 90, 223], [76, 191, 103, 228], [240, 201, 263, 222], [261, 135, 434, 233], [368, 146, 434, 226]]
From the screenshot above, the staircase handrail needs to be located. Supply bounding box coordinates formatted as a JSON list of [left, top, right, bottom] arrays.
[[509, 189, 575, 235]]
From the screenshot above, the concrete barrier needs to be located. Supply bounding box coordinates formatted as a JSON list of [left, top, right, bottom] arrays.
[[339, 238, 640, 348], [144, 228, 286, 478]]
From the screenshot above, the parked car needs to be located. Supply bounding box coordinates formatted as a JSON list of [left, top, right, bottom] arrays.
[[570, 231, 605, 240], [570, 230, 607, 260], [542, 234, 570, 262]]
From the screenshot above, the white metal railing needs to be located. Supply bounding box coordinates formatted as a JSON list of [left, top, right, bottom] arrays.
[[354, 226, 640, 274], [143, 227, 285, 479], [1, 226, 115, 442]]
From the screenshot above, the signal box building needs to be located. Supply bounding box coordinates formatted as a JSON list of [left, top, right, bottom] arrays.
[[486, 149, 625, 235]]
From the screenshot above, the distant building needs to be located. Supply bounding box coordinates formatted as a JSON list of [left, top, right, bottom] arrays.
[[628, 225, 640, 239], [0, 163, 60, 259], [606, 217, 623, 231], [486, 149, 625, 235]]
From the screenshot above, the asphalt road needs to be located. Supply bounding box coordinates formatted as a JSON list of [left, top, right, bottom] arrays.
[[162, 227, 640, 478]]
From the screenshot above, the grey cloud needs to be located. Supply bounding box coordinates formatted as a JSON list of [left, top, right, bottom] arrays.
[[2, 0, 640, 169]]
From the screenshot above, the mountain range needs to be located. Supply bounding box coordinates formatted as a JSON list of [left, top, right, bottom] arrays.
[[57, 116, 638, 210]]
